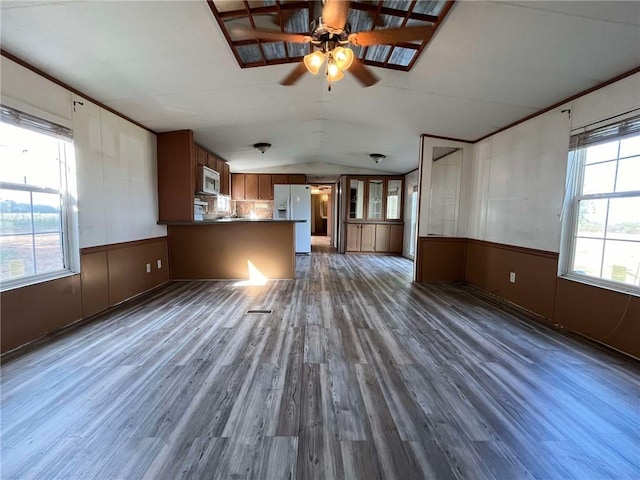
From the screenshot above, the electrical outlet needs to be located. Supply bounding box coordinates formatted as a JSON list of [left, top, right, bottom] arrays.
[[157, 259, 162, 269], [146, 263, 151, 273], [509, 272, 516, 283]]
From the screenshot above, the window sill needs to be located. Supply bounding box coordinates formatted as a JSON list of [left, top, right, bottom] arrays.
[[1, 270, 79, 293], [559, 273, 640, 298]]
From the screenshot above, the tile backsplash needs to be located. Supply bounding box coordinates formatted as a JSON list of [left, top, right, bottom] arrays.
[[234, 200, 274, 219], [194, 195, 274, 219]]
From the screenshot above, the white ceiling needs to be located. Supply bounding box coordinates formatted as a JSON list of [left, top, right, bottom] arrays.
[[1, 1, 639, 179]]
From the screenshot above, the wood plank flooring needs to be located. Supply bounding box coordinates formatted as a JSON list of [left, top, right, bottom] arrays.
[[1, 246, 639, 479]]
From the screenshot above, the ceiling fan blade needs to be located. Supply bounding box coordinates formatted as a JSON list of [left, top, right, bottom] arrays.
[[349, 25, 435, 46], [349, 57, 379, 87], [280, 62, 308, 86], [231, 27, 311, 44], [322, 0, 351, 31]]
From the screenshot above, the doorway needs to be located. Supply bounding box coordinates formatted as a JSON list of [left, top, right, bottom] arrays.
[[310, 185, 332, 246]]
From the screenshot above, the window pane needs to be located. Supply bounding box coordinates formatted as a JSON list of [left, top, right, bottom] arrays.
[[0, 189, 33, 234], [0, 234, 35, 280], [368, 179, 384, 220], [615, 156, 640, 193], [0, 122, 62, 189], [572, 237, 603, 277], [582, 161, 616, 194], [620, 134, 640, 158], [577, 199, 607, 238], [585, 140, 619, 164], [602, 240, 640, 286], [32, 192, 62, 233], [386, 179, 402, 220], [606, 197, 640, 241], [35, 232, 64, 273]]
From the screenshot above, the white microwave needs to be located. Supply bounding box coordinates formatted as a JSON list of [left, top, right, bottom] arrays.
[[198, 165, 220, 195]]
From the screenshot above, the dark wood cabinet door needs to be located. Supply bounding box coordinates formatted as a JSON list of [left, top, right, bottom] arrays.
[[231, 174, 245, 200], [215, 157, 225, 174], [258, 175, 273, 200], [196, 146, 207, 166], [244, 174, 259, 199], [289, 174, 306, 185], [272, 174, 289, 185], [222, 163, 230, 196]]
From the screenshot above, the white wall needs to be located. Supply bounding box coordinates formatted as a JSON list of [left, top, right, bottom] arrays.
[[468, 108, 571, 252], [1, 58, 166, 249], [428, 150, 463, 236], [418, 137, 474, 238], [402, 169, 419, 257], [466, 72, 640, 253]]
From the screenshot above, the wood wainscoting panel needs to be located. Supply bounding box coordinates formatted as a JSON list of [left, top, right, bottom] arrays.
[[553, 278, 640, 358], [417, 237, 466, 282], [167, 222, 295, 280], [106, 238, 169, 306], [80, 251, 109, 318], [0, 275, 82, 353], [465, 240, 558, 318]]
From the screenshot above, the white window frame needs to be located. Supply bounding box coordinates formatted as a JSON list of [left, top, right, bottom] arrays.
[[560, 113, 640, 296], [0, 105, 78, 291]]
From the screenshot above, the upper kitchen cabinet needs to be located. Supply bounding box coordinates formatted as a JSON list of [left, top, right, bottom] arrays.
[[157, 130, 231, 221], [157, 130, 196, 222], [348, 178, 365, 220], [344, 176, 404, 222], [366, 178, 385, 221], [258, 175, 273, 200], [385, 178, 404, 221], [231, 173, 306, 200]]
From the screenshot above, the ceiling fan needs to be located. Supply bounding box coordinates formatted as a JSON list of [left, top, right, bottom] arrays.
[[231, 0, 436, 89]]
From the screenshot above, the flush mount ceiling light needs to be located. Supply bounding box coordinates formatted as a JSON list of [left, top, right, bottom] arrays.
[[253, 142, 271, 154], [370, 153, 386, 164]]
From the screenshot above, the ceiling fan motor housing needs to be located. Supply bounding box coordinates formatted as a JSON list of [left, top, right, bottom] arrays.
[[310, 17, 351, 47]]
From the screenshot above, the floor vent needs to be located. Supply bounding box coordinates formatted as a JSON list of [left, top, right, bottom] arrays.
[[246, 309, 273, 314]]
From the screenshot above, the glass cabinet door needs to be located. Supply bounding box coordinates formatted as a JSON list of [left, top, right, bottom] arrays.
[[348, 178, 365, 219], [367, 179, 384, 220], [386, 179, 402, 220]]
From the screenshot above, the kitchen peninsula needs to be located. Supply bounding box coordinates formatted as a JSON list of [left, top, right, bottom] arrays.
[[159, 219, 298, 280]]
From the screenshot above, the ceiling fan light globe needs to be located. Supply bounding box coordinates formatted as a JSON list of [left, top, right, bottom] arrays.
[[304, 51, 325, 75], [333, 46, 354, 71], [327, 67, 344, 83]]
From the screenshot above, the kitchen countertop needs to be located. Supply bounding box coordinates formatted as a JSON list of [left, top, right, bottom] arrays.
[[158, 218, 305, 225]]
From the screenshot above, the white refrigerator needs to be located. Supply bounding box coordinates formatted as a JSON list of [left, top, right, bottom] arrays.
[[273, 184, 311, 254]]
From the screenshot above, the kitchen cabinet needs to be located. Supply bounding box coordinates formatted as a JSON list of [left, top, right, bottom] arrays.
[[258, 175, 273, 200], [245, 174, 259, 199], [157, 130, 196, 222], [272, 174, 289, 185], [196, 146, 207, 166], [231, 174, 245, 200], [157, 130, 231, 221], [231, 173, 307, 199], [345, 223, 376, 252], [366, 178, 385, 221], [289, 174, 306, 185], [375, 224, 403, 253], [344, 175, 404, 223], [222, 162, 230, 196]]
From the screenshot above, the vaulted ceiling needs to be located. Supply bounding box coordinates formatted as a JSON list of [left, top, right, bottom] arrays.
[[1, 1, 639, 180]]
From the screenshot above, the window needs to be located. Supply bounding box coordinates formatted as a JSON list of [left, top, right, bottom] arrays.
[[562, 114, 640, 293], [0, 105, 76, 290]]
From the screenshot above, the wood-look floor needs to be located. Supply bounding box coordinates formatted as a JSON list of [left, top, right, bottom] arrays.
[[1, 245, 639, 479]]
